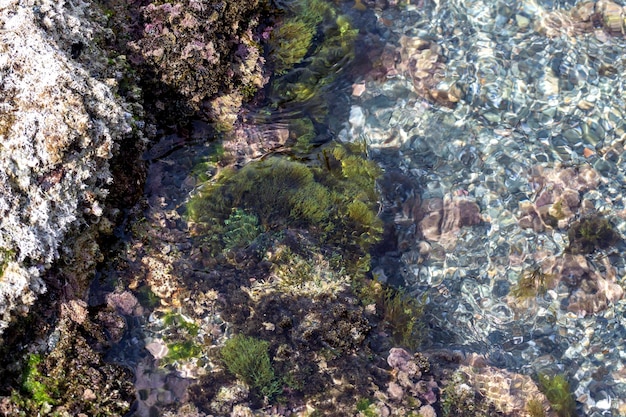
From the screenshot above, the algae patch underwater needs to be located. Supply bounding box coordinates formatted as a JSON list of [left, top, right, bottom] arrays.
[[220, 334, 282, 399], [187, 142, 382, 259], [267, 0, 359, 111], [537, 373, 577, 417]]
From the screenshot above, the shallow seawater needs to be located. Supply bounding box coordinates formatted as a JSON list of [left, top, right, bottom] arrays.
[[103, 0, 626, 415], [340, 0, 626, 415]]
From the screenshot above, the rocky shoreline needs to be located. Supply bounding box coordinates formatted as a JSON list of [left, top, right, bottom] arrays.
[[0, 0, 606, 416]]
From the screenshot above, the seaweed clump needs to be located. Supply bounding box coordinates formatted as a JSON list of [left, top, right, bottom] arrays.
[[537, 373, 577, 417], [221, 334, 282, 399], [267, 0, 334, 75], [222, 208, 263, 252], [526, 398, 547, 417], [566, 215, 619, 254], [510, 267, 557, 300], [159, 312, 204, 364], [364, 281, 425, 350], [187, 142, 383, 263]]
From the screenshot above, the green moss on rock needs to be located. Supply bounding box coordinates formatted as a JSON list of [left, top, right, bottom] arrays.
[[21, 354, 55, 408]]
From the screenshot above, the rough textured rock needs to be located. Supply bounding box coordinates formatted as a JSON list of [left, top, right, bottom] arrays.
[[128, 0, 269, 128], [0, 0, 137, 336], [459, 354, 553, 417]]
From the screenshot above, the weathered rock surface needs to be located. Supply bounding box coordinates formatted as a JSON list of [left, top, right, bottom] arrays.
[[0, 0, 137, 336]]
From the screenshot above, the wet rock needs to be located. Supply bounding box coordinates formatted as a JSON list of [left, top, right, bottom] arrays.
[[221, 122, 290, 166], [349, 105, 366, 130], [388, 347, 420, 376], [418, 198, 444, 242], [385, 348, 437, 407], [419, 404, 437, 417], [441, 196, 482, 233], [107, 291, 142, 316], [387, 381, 404, 401], [129, 0, 267, 111], [542, 254, 624, 316], [146, 338, 170, 359], [597, 0, 625, 35], [538, 0, 626, 38]]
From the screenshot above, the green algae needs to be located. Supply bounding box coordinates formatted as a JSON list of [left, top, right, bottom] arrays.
[[270, 246, 327, 289], [3, 318, 134, 417], [379, 284, 426, 350], [188, 142, 382, 260], [166, 340, 203, 361], [269, 19, 316, 75], [135, 285, 161, 309], [356, 398, 378, 417], [0, 247, 14, 277], [222, 208, 263, 252], [268, 0, 358, 115], [288, 117, 317, 156], [221, 334, 282, 399], [188, 157, 330, 231], [158, 311, 205, 365], [537, 373, 577, 417], [526, 398, 547, 417], [162, 312, 200, 337], [268, 0, 333, 75]]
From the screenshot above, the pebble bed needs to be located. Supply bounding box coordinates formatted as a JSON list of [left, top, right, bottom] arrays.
[[341, 0, 626, 415]]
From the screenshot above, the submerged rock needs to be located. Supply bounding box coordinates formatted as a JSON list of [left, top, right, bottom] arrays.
[[418, 194, 483, 249]]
